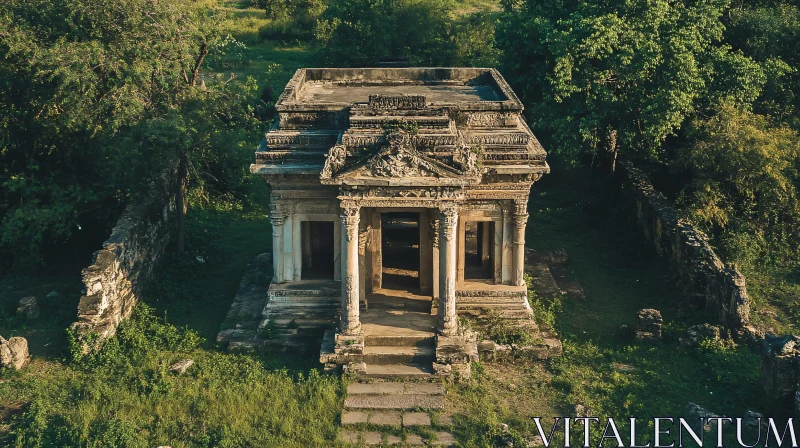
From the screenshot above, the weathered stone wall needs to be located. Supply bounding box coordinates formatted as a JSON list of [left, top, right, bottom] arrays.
[[71, 168, 177, 348], [617, 159, 751, 333]]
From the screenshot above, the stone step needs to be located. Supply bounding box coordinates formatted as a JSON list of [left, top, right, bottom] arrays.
[[363, 345, 435, 365], [344, 391, 444, 410], [365, 334, 435, 347], [457, 309, 532, 319], [456, 303, 530, 310], [340, 430, 455, 446], [347, 382, 444, 396], [341, 410, 434, 428], [455, 296, 528, 304], [361, 363, 435, 380]]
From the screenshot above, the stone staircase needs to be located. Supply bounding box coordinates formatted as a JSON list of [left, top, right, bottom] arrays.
[[340, 382, 455, 446], [455, 288, 537, 332], [359, 334, 436, 379]]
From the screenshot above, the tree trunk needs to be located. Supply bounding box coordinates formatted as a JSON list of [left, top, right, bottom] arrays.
[[607, 129, 618, 174], [176, 152, 189, 254]]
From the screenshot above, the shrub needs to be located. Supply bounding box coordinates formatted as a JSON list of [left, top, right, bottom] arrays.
[[316, 0, 459, 66], [676, 102, 800, 266]]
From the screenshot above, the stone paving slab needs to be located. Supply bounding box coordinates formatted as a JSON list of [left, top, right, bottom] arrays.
[[433, 431, 456, 446], [402, 412, 431, 427], [435, 413, 454, 426], [340, 430, 383, 445], [347, 383, 405, 395], [367, 411, 402, 427], [386, 435, 402, 445], [341, 411, 368, 425], [405, 434, 425, 446], [344, 393, 445, 410], [403, 382, 443, 395]]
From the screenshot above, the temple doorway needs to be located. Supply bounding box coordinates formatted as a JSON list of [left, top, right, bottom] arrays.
[[380, 212, 420, 291]]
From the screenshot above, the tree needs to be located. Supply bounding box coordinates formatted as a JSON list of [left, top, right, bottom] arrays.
[[0, 0, 259, 268], [496, 0, 767, 165], [316, 0, 459, 66], [676, 103, 800, 265]]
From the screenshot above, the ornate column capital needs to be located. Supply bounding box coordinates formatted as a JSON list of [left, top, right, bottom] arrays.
[[438, 204, 459, 243], [340, 200, 360, 218], [269, 203, 287, 227]]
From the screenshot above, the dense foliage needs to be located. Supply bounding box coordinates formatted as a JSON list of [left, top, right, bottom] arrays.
[[0, 0, 263, 270], [496, 0, 800, 269]]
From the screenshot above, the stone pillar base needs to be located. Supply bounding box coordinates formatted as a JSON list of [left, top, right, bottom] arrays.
[[434, 330, 478, 380], [319, 329, 364, 370]]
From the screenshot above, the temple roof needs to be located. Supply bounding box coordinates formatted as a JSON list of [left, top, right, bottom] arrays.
[[252, 68, 548, 184]]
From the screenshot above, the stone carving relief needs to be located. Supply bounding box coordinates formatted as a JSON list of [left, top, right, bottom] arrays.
[[367, 130, 438, 178], [368, 94, 427, 110], [320, 144, 347, 180], [368, 152, 437, 178]]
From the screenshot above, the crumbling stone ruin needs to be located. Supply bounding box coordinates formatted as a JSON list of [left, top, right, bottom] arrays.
[[0, 336, 29, 370], [248, 68, 550, 377], [71, 167, 177, 351], [16, 296, 39, 320], [617, 160, 753, 339], [761, 335, 800, 416], [635, 308, 663, 341]]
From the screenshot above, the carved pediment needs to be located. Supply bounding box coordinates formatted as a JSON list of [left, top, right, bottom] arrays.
[[366, 148, 439, 178], [320, 128, 480, 184]]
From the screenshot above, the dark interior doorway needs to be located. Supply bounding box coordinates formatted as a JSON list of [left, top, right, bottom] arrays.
[[464, 221, 494, 280], [301, 221, 334, 279], [381, 212, 420, 291]]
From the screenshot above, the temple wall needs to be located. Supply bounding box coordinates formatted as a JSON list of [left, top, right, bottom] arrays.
[[71, 166, 178, 350], [616, 159, 751, 333]]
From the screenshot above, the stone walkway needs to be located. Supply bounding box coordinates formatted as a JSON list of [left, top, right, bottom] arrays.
[[339, 381, 455, 446]]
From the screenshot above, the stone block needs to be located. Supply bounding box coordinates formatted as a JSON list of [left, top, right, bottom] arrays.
[[0, 336, 29, 370], [368, 411, 401, 427], [406, 434, 425, 446], [403, 412, 431, 427], [760, 335, 800, 412], [635, 308, 662, 341], [17, 296, 39, 319], [436, 413, 454, 427], [433, 431, 456, 446], [343, 361, 367, 375], [341, 411, 368, 425], [436, 332, 478, 365], [169, 359, 194, 375]]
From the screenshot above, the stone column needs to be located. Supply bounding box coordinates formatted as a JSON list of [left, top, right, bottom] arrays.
[[438, 205, 459, 335], [340, 201, 361, 335], [512, 199, 529, 287], [270, 203, 286, 284]]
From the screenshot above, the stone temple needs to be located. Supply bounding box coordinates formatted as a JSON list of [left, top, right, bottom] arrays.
[[252, 68, 549, 376]]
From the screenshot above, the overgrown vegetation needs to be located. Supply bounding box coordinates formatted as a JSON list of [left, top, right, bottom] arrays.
[[0, 0, 796, 445], [496, 0, 800, 332]]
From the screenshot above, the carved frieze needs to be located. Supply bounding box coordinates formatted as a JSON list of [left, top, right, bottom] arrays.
[[465, 112, 519, 128], [368, 94, 427, 110], [265, 132, 339, 147], [467, 133, 530, 146], [279, 112, 337, 129]]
